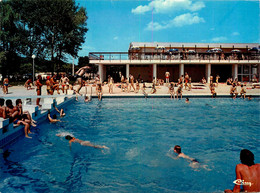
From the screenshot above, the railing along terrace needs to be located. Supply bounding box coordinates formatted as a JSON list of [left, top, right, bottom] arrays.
[[89, 52, 260, 62]]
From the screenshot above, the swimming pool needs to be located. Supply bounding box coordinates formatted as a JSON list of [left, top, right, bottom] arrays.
[[0, 98, 259, 192]]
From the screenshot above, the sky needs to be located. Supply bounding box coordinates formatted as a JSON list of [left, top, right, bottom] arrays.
[[74, 0, 259, 64]]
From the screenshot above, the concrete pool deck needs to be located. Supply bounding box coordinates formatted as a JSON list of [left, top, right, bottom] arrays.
[[1, 83, 260, 98]]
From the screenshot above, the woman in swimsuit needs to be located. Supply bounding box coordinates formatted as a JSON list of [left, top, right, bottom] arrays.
[[3, 78, 9, 94]]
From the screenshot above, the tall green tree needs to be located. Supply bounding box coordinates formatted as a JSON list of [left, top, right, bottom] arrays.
[[1, 0, 88, 76]]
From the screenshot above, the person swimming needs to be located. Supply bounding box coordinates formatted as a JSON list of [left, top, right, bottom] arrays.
[[58, 134, 109, 152], [168, 145, 210, 170], [48, 110, 61, 123]]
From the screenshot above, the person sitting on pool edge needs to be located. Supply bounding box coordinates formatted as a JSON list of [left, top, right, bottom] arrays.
[[47, 110, 61, 123], [224, 149, 260, 193], [57, 134, 109, 151]]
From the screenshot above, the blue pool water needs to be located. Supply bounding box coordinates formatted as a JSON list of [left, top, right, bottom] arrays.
[[0, 98, 259, 192]]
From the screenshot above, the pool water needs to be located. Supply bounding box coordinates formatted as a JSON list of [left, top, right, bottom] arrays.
[[0, 98, 259, 192]]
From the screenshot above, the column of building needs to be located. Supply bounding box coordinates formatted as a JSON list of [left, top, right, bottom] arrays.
[[206, 64, 211, 83], [232, 64, 238, 80], [98, 64, 104, 82], [179, 63, 184, 78], [126, 64, 130, 79], [153, 64, 157, 81]]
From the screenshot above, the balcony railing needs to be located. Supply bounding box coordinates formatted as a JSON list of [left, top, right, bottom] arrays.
[[89, 52, 260, 62]]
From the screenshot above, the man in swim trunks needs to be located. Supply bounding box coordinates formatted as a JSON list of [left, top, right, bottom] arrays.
[[61, 135, 109, 151], [24, 78, 32, 90], [0, 98, 7, 119], [46, 76, 53, 95], [230, 83, 238, 99], [165, 71, 170, 85], [35, 75, 43, 106], [224, 149, 260, 193], [171, 145, 200, 169], [50, 74, 60, 95], [60, 74, 69, 94], [75, 66, 90, 94], [47, 110, 61, 123], [184, 72, 189, 90]]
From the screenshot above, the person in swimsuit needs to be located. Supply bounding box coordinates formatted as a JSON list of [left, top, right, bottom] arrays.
[[210, 74, 213, 85], [185, 98, 190, 103], [169, 82, 175, 99], [24, 78, 32, 90], [216, 75, 220, 87], [165, 71, 170, 85], [6, 99, 32, 138], [58, 135, 109, 151], [176, 84, 183, 99], [60, 74, 69, 94], [50, 74, 60, 95], [210, 85, 217, 98], [151, 82, 157, 94], [188, 77, 192, 91], [0, 98, 7, 119], [35, 75, 43, 106], [3, 78, 9, 94], [224, 149, 260, 193], [46, 76, 53, 95], [142, 82, 147, 97], [15, 99, 37, 127], [184, 72, 189, 90], [108, 76, 114, 94], [75, 66, 90, 95], [121, 75, 125, 92], [96, 83, 103, 101], [129, 74, 135, 92], [170, 145, 200, 169], [240, 84, 246, 99], [230, 83, 238, 99], [54, 104, 66, 117], [135, 80, 140, 93], [47, 111, 61, 123]]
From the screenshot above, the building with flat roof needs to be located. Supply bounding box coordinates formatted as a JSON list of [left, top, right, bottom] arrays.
[[89, 42, 260, 83]]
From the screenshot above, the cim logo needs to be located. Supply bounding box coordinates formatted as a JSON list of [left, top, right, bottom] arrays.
[[233, 179, 253, 187]]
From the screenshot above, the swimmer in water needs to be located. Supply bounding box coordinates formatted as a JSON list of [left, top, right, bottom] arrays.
[[54, 104, 66, 117], [48, 111, 61, 123], [185, 98, 190, 103], [57, 134, 109, 151], [170, 145, 209, 170]]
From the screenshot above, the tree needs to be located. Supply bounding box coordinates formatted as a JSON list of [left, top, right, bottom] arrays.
[[1, 0, 88, 75], [78, 56, 89, 67]]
